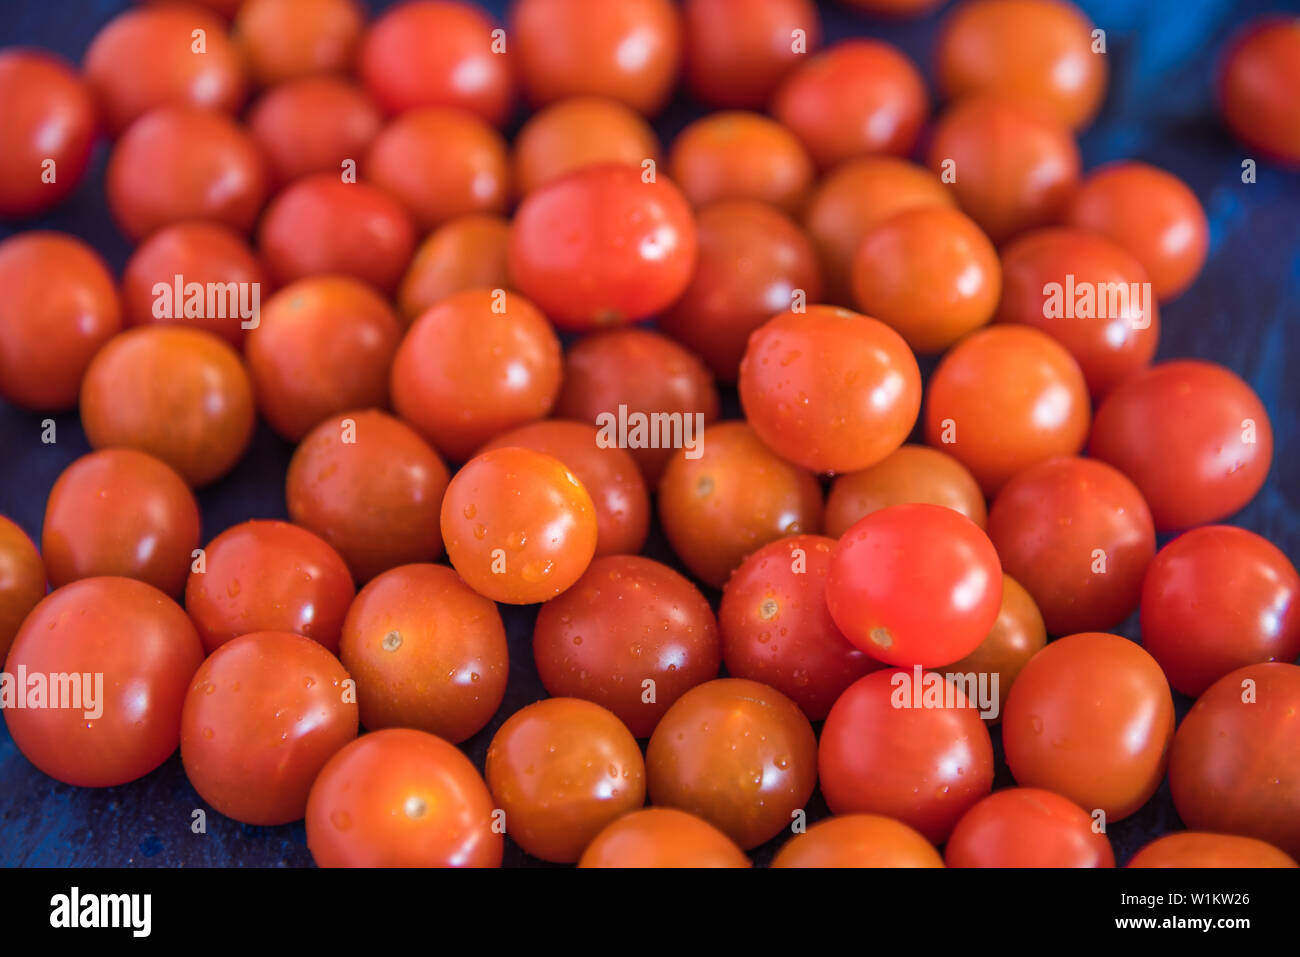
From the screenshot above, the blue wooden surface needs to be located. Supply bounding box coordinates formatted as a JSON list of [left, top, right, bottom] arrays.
[[1, 0, 1297, 867]]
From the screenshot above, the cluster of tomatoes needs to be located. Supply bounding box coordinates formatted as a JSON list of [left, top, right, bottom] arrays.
[[1, 0, 1298, 869]]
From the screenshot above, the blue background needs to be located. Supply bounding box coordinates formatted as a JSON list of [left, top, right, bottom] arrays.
[[1, 0, 1298, 867]]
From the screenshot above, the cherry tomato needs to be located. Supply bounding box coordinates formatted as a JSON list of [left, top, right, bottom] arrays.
[[106, 106, 268, 241], [927, 94, 1081, 245], [396, 214, 512, 324], [772, 815, 944, 868], [1218, 16, 1300, 165], [440, 447, 599, 604], [1169, 662, 1300, 858], [818, 669, 994, 843], [850, 205, 1001, 353], [358, 0, 514, 126], [339, 564, 506, 742], [306, 728, 502, 867], [825, 444, 987, 537], [646, 678, 817, 849], [0, 516, 46, 667], [121, 221, 268, 350], [1141, 526, 1300, 698], [827, 504, 1003, 667], [579, 808, 751, 867], [507, 164, 698, 331], [286, 411, 452, 582], [0, 232, 121, 412], [3, 577, 203, 787], [487, 697, 645, 862], [1003, 632, 1174, 821], [1088, 360, 1273, 531], [923, 324, 1091, 495], [184, 519, 355, 654], [682, 0, 821, 109], [80, 326, 255, 487], [0, 50, 96, 219], [180, 630, 358, 825], [83, 5, 245, 133], [513, 96, 661, 196], [995, 227, 1159, 398], [719, 535, 880, 720], [510, 0, 682, 116], [1128, 832, 1298, 869], [232, 0, 364, 87], [478, 421, 651, 557], [554, 327, 721, 485], [658, 421, 824, 589], [42, 450, 199, 597], [533, 554, 720, 737], [245, 275, 402, 442], [390, 288, 562, 462], [668, 112, 814, 215], [247, 77, 382, 187], [738, 305, 922, 474], [771, 39, 927, 170], [945, 787, 1115, 868], [1065, 161, 1209, 301]]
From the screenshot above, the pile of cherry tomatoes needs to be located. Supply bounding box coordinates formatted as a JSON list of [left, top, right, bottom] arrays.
[[1, 0, 1298, 869]]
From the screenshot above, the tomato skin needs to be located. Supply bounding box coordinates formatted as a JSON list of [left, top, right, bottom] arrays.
[[646, 678, 817, 849], [306, 728, 502, 868], [513, 96, 661, 196], [247, 77, 382, 188], [579, 808, 751, 867], [184, 520, 355, 655], [946, 788, 1115, 868], [682, 0, 821, 109], [827, 504, 1003, 667], [668, 112, 814, 215], [533, 555, 720, 738], [508, 164, 698, 331], [3, 577, 204, 787], [1140, 526, 1300, 698], [286, 411, 452, 583], [825, 444, 987, 537], [772, 815, 944, 868], [1169, 662, 1300, 858], [487, 698, 646, 862], [339, 564, 506, 742], [719, 535, 880, 721], [1218, 16, 1300, 165], [1003, 632, 1174, 821], [0, 50, 96, 219], [0, 517, 45, 667], [180, 630, 358, 826], [1128, 832, 1298, 869], [233, 0, 365, 87], [397, 214, 512, 324], [0, 232, 122, 412], [1088, 360, 1273, 531], [818, 669, 994, 843], [738, 305, 922, 475]]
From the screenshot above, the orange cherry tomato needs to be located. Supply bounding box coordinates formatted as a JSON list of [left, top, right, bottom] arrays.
[[682, 0, 821, 109], [772, 815, 944, 868], [1218, 16, 1300, 166], [1128, 832, 1298, 869], [825, 444, 987, 537], [0, 516, 46, 667], [945, 788, 1115, 868], [396, 214, 512, 324], [579, 808, 751, 867], [232, 0, 365, 87], [668, 111, 814, 215], [247, 77, 382, 188], [513, 96, 661, 196]]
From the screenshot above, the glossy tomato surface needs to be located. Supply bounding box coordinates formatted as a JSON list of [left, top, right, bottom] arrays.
[[1218, 16, 1300, 165], [0, 517, 45, 666], [945, 787, 1115, 868], [396, 214, 512, 323], [682, 0, 820, 108], [578, 808, 750, 868], [771, 815, 944, 868], [233, 0, 365, 87], [1127, 832, 1298, 869], [825, 444, 987, 536], [513, 96, 661, 196], [668, 111, 814, 214], [247, 77, 382, 187]]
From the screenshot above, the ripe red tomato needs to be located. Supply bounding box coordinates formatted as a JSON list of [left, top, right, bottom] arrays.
[[668, 112, 814, 215], [827, 504, 1003, 667], [306, 728, 503, 867], [508, 164, 698, 331], [1128, 832, 1298, 869], [771, 815, 944, 868], [397, 214, 512, 324], [646, 678, 817, 849], [1003, 632, 1174, 821], [1088, 360, 1273, 531], [1141, 526, 1300, 698], [682, 0, 821, 109], [533, 554, 720, 737], [42, 450, 200, 597], [440, 447, 599, 604], [486, 697, 645, 862], [232, 0, 365, 87], [339, 564, 506, 742], [771, 39, 928, 170], [1218, 16, 1300, 165], [390, 288, 562, 462], [657, 421, 824, 589], [80, 326, 255, 487], [247, 77, 382, 187], [0, 50, 96, 219], [513, 96, 661, 196], [945, 788, 1115, 868], [923, 325, 1091, 495], [818, 669, 994, 843], [1169, 662, 1300, 858], [0, 516, 45, 667], [579, 808, 751, 867], [825, 444, 987, 537], [286, 411, 452, 583], [0, 232, 121, 412], [180, 630, 358, 825], [3, 577, 204, 787], [719, 535, 880, 720], [106, 106, 269, 241], [738, 305, 922, 474], [184, 519, 355, 654]]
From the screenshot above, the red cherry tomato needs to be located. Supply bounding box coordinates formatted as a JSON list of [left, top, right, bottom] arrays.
[[825, 444, 987, 537], [232, 0, 365, 87], [668, 111, 814, 215], [0, 516, 45, 667], [682, 0, 821, 109], [1218, 16, 1300, 165], [945, 787, 1115, 868], [772, 815, 944, 868], [1128, 832, 1298, 869], [579, 808, 751, 867], [397, 214, 512, 323], [247, 77, 382, 188], [513, 96, 661, 196]]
